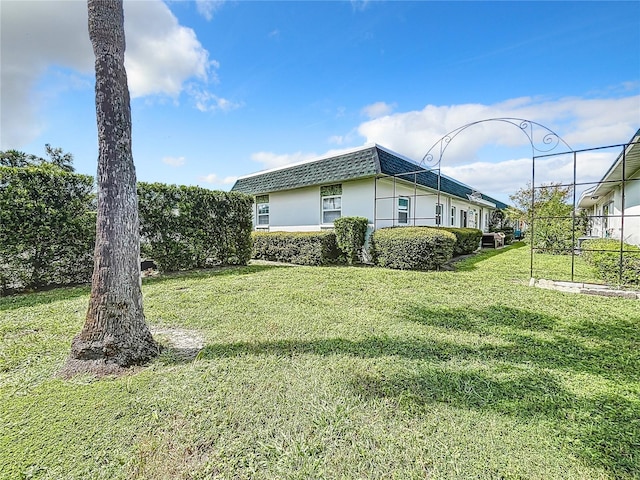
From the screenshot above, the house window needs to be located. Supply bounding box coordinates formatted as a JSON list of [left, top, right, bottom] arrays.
[[460, 210, 467, 228], [398, 197, 410, 224], [321, 184, 342, 224], [256, 194, 269, 226], [451, 206, 457, 227], [603, 201, 614, 236], [435, 203, 443, 225]]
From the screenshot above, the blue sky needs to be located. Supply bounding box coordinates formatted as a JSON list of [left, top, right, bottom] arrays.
[[1, 0, 639, 203]]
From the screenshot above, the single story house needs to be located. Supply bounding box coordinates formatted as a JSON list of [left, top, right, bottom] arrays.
[[231, 144, 508, 234], [578, 129, 640, 246]]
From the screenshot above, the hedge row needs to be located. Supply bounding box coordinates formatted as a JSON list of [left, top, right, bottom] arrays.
[[581, 238, 640, 286], [370, 227, 456, 270], [0, 170, 255, 294], [0, 165, 96, 294], [138, 183, 253, 272], [252, 231, 341, 265], [436, 227, 483, 256]]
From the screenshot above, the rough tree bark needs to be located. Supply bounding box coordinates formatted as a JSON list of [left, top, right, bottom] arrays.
[[63, 0, 158, 374]]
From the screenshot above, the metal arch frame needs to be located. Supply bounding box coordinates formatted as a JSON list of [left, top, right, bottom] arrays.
[[418, 118, 574, 280], [420, 117, 573, 169]]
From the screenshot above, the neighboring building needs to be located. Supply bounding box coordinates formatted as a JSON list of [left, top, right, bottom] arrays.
[[231, 144, 508, 235], [578, 129, 640, 246]]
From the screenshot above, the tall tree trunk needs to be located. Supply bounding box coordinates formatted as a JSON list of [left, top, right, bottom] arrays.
[[68, 0, 157, 368]]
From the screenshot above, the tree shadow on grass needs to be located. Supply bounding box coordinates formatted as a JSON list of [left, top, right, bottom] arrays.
[[404, 304, 639, 383], [197, 303, 639, 478], [350, 367, 639, 478]]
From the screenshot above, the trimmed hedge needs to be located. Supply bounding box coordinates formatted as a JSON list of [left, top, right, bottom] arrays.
[[437, 227, 483, 256], [252, 231, 341, 265], [581, 238, 640, 286], [334, 216, 369, 264], [138, 183, 253, 272], [370, 227, 456, 270], [0, 165, 96, 293]]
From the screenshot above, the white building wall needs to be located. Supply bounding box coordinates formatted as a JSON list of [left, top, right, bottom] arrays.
[[265, 186, 320, 231], [624, 171, 640, 246], [256, 178, 377, 232], [342, 178, 375, 222], [254, 176, 499, 233], [585, 170, 640, 246], [374, 178, 440, 228]]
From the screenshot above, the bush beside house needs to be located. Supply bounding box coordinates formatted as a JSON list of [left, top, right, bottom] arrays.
[[581, 238, 640, 286], [370, 227, 456, 270], [437, 227, 483, 256], [252, 231, 341, 265]]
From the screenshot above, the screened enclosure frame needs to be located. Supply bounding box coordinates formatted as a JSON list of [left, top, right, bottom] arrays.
[[375, 119, 639, 286]]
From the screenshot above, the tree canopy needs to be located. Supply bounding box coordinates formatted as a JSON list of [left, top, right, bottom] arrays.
[[506, 182, 576, 254], [0, 145, 75, 172]]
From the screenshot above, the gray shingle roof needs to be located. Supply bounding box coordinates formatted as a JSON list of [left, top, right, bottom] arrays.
[[231, 145, 508, 209], [231, 147, 380, 195]]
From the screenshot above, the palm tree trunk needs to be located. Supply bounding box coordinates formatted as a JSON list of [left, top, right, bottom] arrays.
[[68, 0, 157, 368]]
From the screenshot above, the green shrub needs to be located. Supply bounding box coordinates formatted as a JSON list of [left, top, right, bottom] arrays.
[[251, 231, 341, 265], [0, 165, 96, 294], [370, 227, 456, 270], [334, 216, 369, 264], [581, 238, 640, 286], [437, 227, 483, 256], [138, 183, 253, 272]]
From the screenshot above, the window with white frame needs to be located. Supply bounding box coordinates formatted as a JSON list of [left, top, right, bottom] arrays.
[[256, 194, 269, 226], [460, 209, 467, 228], [321, 184, 342, 224], [451, 206, 457, 226], [397, 197, 410, 224], [603, 200, 614, 236], [435, 203, 443, 225]]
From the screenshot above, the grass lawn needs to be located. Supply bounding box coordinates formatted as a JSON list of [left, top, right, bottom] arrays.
[[1, 244, 638, 479]]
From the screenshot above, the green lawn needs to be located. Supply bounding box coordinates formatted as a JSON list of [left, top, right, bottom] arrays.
[[1, 244, 638, 479]]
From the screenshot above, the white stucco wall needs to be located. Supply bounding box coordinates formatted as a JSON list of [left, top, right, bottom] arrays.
[[267, 186, 320, 229], [586, 169, 640, 246], [374, 178, 493, 231], [255, 178, 376, 231], [253, 176, 499, 233], [622, 169, 640, 246], [374, 178, 439, 228]]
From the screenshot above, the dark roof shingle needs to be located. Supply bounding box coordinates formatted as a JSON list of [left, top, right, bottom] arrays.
[[231, 145, 508, 209]]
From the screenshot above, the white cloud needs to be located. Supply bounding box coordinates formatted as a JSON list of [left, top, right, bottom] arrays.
[[249, 146, 373, 172], [356, 96, 640, 166], [351, 0, 371, 12], [441, 151, 617, 201], [361, 101, 396, 119], [199, 173, 237, 185], [124, 1, 214, 98], [251, 151, 319, 169], [188, 87, 243, 112], [328, 135, 347, 145], [162, 156, 186, 167], [0, 0, 217, 148], [195, 0, 226, 21]]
